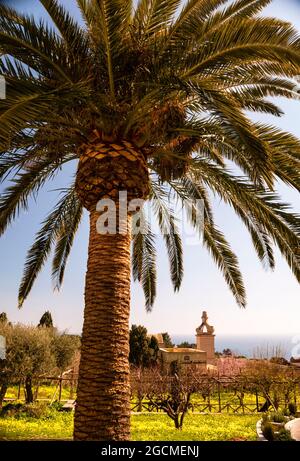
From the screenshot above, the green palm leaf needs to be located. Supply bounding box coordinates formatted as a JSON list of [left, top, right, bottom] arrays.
[[18, 185, 79, 306], [150, 181, 183, 291], [132, 209, 157, 311], [0, 0, 298, 310], [52, 192, 83, 289]]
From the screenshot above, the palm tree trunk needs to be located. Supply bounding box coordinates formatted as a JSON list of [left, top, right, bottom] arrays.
[[74, 209, 132, 440]]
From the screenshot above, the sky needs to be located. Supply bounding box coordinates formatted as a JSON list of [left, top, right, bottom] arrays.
[[0, 0, 299, 339]]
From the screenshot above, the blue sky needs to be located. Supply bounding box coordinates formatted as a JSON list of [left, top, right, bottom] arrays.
[[0, 0, 299, 337]]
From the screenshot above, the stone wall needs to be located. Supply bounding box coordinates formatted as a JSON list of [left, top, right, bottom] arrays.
[[159, 347, 207, 371]]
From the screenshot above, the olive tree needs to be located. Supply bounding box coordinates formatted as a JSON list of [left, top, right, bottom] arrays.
[[0, 323, 56, 404], [51, 332, 80, 374]]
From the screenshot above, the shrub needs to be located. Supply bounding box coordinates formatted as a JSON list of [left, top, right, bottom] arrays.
[[270, 411, 286, 423], [270, 357, 289, 366], [288, 402, 297, 416], [21, 402, 50, 419], [262, 422, 275, 441], [50, 401, 64, 412], [0, 401, 57, 420], [276, 428, 294, 441], [0, 402, 23, 417]]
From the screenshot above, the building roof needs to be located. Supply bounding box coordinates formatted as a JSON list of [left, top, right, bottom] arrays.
[[159, 347, 205, 353]]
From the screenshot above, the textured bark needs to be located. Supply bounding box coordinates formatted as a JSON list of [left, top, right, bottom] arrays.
[[76, 136, 149, 211], [74, 210, 132, 440]]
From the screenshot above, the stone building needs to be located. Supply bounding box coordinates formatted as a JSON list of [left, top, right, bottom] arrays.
[[158, 311, 216, 371], [159, 347, 207, 371]]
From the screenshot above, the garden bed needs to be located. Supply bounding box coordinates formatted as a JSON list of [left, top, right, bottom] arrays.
[[257, 411, 296, 441]]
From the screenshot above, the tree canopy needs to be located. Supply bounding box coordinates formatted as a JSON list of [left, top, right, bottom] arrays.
[[129, 324, 159, 367], [162, 332, 174, 348], [38, 311, 53, 328], [0, 0, 299, 310], [0, 312, 8, 324], [0, 322, 80, 404]]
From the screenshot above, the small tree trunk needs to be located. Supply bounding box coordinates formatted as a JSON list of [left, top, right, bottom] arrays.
[[137, 390, 143, 413], [34, 380, 40, 402], [174, 414, 180, 429], [179, 393, 191, 429], [25, 376, 34, 404], [74, 210, 131, 440], [58, 375, 63, 402], [0, 384, 7, 408], [17, 381, 21, 400], [69, 370, 74, 400]]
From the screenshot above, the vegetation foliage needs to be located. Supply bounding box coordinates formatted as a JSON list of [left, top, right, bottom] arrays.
[[129, 324, 159, 368], [38, 311, 53, 328], [0, 0, 299, 311], [0, 322, 79, 405], [0, 402, 258, 441]]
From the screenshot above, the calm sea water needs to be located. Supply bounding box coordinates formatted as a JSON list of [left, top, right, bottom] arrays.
[[171, 334, 300, 359]]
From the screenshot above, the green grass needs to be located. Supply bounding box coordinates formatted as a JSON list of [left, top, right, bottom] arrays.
[[131, 413, 258, 441], [0, 412, 73, 440], [5, 384, 73, 401], [0, 404, 258, 441]]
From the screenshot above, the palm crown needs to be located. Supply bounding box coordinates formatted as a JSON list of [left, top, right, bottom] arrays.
[[0, 0, 300, 312]]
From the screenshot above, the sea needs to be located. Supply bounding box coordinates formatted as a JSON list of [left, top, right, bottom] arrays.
[[171, 334, 300, 359]]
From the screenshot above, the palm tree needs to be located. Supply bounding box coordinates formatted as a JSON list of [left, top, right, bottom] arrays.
[[0, 0, 300, 440]]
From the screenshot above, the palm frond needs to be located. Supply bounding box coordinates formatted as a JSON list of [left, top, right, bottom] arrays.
[[161, 175, 247, 306], [191, 161, 300, 281], [168, 0, 228, 40], [91, 0, 134, 99], [150, 181, 183, 291], [52, 193, 83, 289], [39, 0, 91, 59], [18, 185, 80, 306], [132, 209, 157, 311], [0, 157, 60, 236], [203, 222, 247, 307], [170, 175, 275, 270], [0, 14, 72, 81], [134, 0, 181, 38]]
